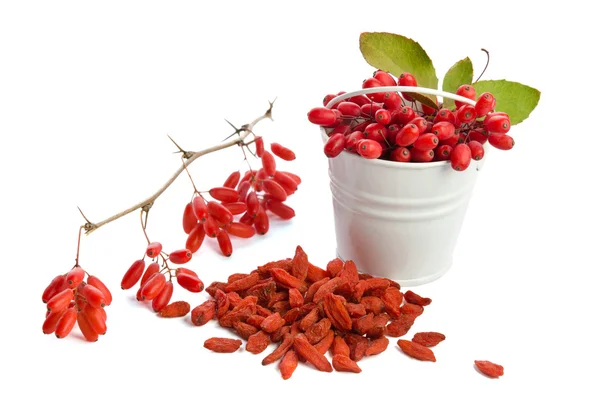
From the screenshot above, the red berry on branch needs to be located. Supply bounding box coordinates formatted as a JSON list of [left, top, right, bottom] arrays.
[[457, 105, 476, 123], [434, 144, 453, 161], [261, 151, 277, 177], [223, 201, 247, 215], [375, 109, 391, 125], [237, 180, 251, 201], [255, 136, 265, 157], [485, 116, 511, 134], [262, 180, 288, 202], [145, 242, 162, 259], [337, 102, 361, 118], [364, 123, 387, 143], [87, 276, 112, 306], [55, 308, 77, 339], [467, 128, 488, 144], [207, 201, 234, 225], [182, 202, 198, 234], [433, 109, 456, 124], [348, 95, 371, 107], [265, 199, 296, 220], [360, 103, 383, 118], [271, 143, 296, 161], [323, 94, 336, 107], [411, 117, 428, 134], [209, 187, 239, 203], [46, 288, 74, 313], [81, 284, 106, 309], [152, 281, 174, 312], [246, 191, 259, 217], [217, 230, 233, 257], [392, 106, 416, 125], [140, 262, 160, 287], [121, 259, 145, 290], [226, 222, 256, 238], [140, 272, 167, 301], [223, 171, 241, 189], [77, 312, 98, 342], [362, 78, 386, 102], [43, 308, 66, 334], [42, 275, 66, 303], [383, 92, 402, 110], [169, 249, 193, 265], [84, 306, 107, 335], [254, 206, 270, 235], [177, 272, 204, 292], [186, 224, 206, 253], [192, 196, 208, 223], [66, 266, 85, 288]]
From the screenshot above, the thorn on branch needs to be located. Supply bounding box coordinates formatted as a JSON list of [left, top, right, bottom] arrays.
[[168, 135, 194, 159], [142, 202, 153, 213], [266, 97, 277, 120]]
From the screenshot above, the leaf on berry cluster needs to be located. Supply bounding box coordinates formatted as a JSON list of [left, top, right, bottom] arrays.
[[442, 57, 474, 108], [359, 32, 438, 91], [473, 80, 541, 125]]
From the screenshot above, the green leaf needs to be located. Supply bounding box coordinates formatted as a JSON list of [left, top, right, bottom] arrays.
[[472, 80, 541, 125], [442, 57, 473, 108], [359, 32, 438, 90], [408, 92, 438, 109]]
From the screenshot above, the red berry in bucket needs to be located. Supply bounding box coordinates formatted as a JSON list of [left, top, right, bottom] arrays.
[[450, 143, 472, 171], [356, 139, 383, 159], [308, 107, 338, 126], [488, 133, 515, 150], [455, 84, 476, 108], [324, 133, 346, 158]]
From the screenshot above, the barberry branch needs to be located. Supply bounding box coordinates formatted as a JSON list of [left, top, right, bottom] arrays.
[[81, 100, 275, 235]]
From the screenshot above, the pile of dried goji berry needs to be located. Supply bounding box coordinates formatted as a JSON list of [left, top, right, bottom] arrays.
[[190, 246, 502, 379]]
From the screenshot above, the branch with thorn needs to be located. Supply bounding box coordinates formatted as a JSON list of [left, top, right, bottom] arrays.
[[80, 99, 276, 235]]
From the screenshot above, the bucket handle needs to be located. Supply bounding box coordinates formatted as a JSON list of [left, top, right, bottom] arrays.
[[324, 86, 477, 109]]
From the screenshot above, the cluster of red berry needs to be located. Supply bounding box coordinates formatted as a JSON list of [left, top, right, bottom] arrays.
[[121, 242, 203, 313], [308, 71, 514, 171], [182, 139, 300, 257], [42, 266, 112, 341]]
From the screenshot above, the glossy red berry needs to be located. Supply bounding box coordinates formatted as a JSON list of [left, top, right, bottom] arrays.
[[467, 128, 488, 144], [375, 109, 391, 125], [356, 139, 383, 159], [145, 242, 162, 259], [223, 171, 241, 189], [324, 133, 346, 158], [177, 272, 204, 292], [262, 180, 287, 202], [140, 272, 167, 301], [345, 131, 363, 153], [86, 276, 112, 306], [398, 72, 417, 101], [485, 115, 511, 134], [169, 249, 192, 265], [46, 288, 74, 313], [121, 259, 145, 290], [450, 143, 472, 171], [226, 222, 256, 238], [347, 95, 371, 107], [433, 108, 456, 124], [192, 196, 208, 223], [468, 141, 485, 160], [360, 103, 383, 118], [66, 267, 85, 288], [363, 123, 387, 143], [413, 133, 439, 151], [152, 281, 174, 312], [410, 148, 435, 162], [307, 107, 338, 126], [373, 70, 397, 86], [488, 133, 515, 150], [395, 124, 420, 147], [434, 144, 453, 161], [475, 92, 496, 117], [392, 106, 416, 125], [216, 230, 233, 257], [186, 224, 206, 253], [55, 308, 77, 339], [457, 104, 476, 123], [209, 187, 239, 203], [207, 201, 234, 225], [261, 151, 277, 177], [411, 117, 428, 134], [264, 200, 295, 220], [337, 102, 361, 117], [431, 121, 456, 141], [382, 92, 402, 110], [455, 84, 476, 108], [254, 205, 270, 235], [255, 136, 265, 157], [42, 275, 66, 303], [271, 143, 296, 161], [323, 94, 336, 107], [362, 78, 386, 102], [390, 147, 411, 162], [140, 262, 160, 287]]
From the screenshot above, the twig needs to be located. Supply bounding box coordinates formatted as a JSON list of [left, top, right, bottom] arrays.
[[81, 101, 274, 234]]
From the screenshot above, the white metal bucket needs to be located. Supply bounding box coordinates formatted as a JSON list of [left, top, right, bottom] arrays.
[[322, 86, 484, 286]]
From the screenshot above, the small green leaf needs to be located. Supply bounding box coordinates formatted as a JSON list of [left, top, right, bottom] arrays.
[[408, 92, 438, 109], [472, 80, 541, 125], [442, 57, 473, 108], [359, 32, 438, 90]]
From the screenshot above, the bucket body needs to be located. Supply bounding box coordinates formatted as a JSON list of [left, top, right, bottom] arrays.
[[324, 132, 483, 286]]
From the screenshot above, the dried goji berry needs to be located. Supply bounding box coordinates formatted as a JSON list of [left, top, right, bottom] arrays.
[[290, 245, 309, 281], [345, 334, 369, 362], [386, 313, 417, 337], [299, 307, 321, 331], [288, 288, 304, 308], [305, 318, 332, 344], [474, 360, 504, 378], [279, 350, 298, 380], [293, 334, 333, 372], [306, 263, 329, 282], [214, 289, 230, 318], [262, 333, 294, 365], [261, 312, 286, 334], [326, 258, 344, 278], [158, 301, 190, 318], [191, 300, 216, 326], [397, 339, 436, 362], [352, 312, 375, 335], [399, 303, 424, 316], [313, 329, 335, 355], [204, 337, 242, 353], [323, 293, 352, 331], [346, 302, 367, 318], [312, 277, 345, 303], [365, 336, 389, 356], [404, 290, 432, 306], [246, 330, 271, 354], [332, 354, 362, 373], [270, 325, 290, 343], [332, 335, 351, 357], [412, 332, 446, 347], [270, 268, 306, 290], [361, 296, 385, 315], [305, 277, 330, 303], [225, 272, 260, 292]]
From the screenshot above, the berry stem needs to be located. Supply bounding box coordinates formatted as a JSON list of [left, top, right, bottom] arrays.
[[140, 209, 151, 245], [474, 49, 490, 84], [81, 101, 275, 235], [74, 225, 85, 267]]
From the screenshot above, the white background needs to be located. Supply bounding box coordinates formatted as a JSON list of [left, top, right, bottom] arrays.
[[1, 1, 598, 396]]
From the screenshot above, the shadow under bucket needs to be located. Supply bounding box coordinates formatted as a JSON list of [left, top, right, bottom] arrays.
[[322, 86, 484, 286]]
